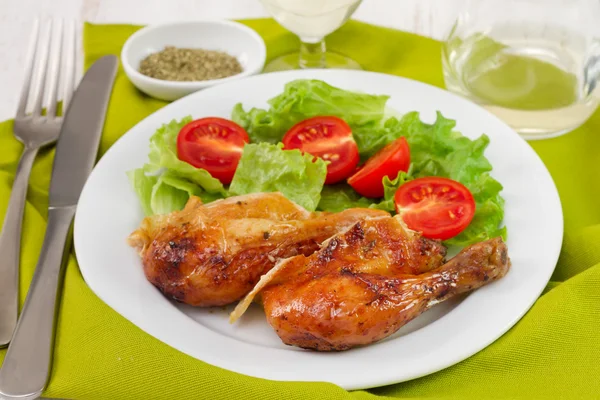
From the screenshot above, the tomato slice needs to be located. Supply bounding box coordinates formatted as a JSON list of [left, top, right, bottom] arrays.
[[394, 177, 475, 240], [176, 117, 249, 184], [282, 116, 359, 184], [347, 137, 411, 198]]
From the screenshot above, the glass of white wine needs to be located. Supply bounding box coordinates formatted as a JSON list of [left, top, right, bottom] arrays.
[[260, 0, 363, 71], [442, 0, 600, 139]]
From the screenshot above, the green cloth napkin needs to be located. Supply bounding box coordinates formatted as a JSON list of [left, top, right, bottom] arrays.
[[1, 18, 599, 400]]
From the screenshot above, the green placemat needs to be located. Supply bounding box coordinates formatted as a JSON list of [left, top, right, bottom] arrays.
[[1, 18, 599, 400]]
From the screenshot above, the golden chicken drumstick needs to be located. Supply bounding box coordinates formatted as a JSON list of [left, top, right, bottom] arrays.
[[127, 192, 389, 307], [231, 216, 510, 351]]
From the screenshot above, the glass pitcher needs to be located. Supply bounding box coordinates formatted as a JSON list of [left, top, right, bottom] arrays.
[[442, 0, 600, 139]]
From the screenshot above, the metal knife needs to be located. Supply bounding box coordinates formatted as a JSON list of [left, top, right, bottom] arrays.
[[0, 55, 118, 400]]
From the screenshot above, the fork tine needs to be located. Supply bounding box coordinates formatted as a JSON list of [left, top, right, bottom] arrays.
[[31, 19, 53, 118], [45, 19, 63, 118], [62, 19, 77, 113], [16, 18, 40, 118]]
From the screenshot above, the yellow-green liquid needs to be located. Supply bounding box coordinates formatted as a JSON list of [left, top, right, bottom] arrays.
[[443, 32, 598, 138], [467, 51, 578, 110]]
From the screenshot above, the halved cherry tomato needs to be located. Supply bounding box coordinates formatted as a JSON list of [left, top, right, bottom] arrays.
[[282, 116, 359, 184], [394, 177, 475, 240], [347, 137, 411, 198], [176, 117, 250, 184]]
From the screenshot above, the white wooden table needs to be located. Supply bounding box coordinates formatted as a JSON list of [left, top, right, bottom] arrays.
[[0, 0, 464, 122]]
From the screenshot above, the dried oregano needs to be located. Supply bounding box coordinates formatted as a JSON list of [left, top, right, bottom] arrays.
[[139, 46, 243, 81]]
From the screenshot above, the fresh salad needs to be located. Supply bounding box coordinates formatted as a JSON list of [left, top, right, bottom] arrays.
[[128, 79, 506, 246]]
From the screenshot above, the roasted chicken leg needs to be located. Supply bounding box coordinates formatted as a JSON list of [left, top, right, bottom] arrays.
[[127, 192, 389, 307], [231, 216, 510, 351]]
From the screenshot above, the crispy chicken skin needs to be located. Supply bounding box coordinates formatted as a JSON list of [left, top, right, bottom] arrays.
[[127, 192, 389, 307], [231, 217, 510, 351]]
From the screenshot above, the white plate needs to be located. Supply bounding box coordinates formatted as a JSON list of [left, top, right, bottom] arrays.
[[74, 69, 563, 390]]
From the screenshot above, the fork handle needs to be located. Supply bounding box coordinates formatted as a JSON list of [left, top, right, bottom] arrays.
[[0, 146, 39, 347], [0, 205, 75, 400]]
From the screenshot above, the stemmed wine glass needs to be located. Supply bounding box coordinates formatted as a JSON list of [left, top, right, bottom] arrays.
[[260, 0, 363, 71]]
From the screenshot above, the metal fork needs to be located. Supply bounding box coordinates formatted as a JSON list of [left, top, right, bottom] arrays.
[[0, 18, 76, 347]]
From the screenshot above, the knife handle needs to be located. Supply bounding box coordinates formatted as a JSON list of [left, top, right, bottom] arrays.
[[0, 205, 75, 400], [0, 146, 39, 347]]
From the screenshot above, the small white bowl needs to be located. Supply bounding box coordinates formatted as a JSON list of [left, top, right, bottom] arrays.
[[121, 20, 266, 101]]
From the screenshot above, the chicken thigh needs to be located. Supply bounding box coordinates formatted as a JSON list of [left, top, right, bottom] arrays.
[[127, 192, 389, 307], [231, 216, 510, 351]]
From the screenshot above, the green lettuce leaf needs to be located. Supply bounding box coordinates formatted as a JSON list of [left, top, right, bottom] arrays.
[[370, 171, 412, 212], [144, 117, 226, 196], [159, 171, 225, 204], [150, 176, 192, 216], [317, 184, 373, 212], [230, 104, 286, 144], [229, 142, 327, 211], [352, 117, 404, 160], [127, 116, 229, 216], [127, 169, 157, 216], [317, 171, 411, 213], [127, 169, 225, 216], [232, 79, 389, 143]]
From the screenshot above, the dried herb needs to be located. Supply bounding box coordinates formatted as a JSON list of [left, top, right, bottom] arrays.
[[139, 46, 243, 81]]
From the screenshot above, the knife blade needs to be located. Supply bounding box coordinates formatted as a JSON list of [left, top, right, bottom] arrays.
[[50, 56, 118, 208], [0, 55, 118, 400]]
